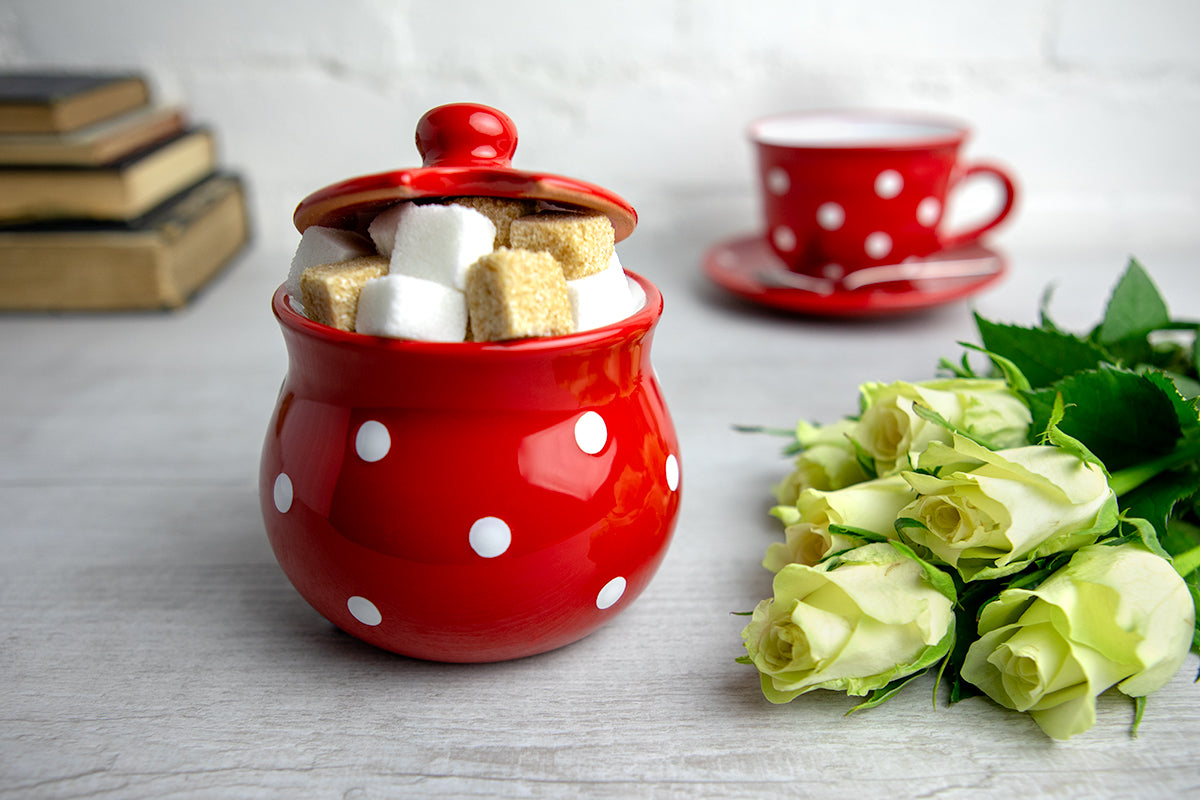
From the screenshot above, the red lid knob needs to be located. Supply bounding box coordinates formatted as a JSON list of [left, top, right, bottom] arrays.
[[415, 103, 518, 168]]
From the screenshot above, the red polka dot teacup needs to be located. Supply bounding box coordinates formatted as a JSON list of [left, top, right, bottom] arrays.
[[749, 110, 1017, 278]]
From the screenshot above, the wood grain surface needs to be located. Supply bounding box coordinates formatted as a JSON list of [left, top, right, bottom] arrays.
[[2, 236, 1197, 799]]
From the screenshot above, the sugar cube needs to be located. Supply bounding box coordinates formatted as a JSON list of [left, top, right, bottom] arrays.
[[386, 203, 496, 290], [508, 211, 614, 279], [568, 252, 636, 331], [355, 273, 469, 342], [300, 256, 389, 331], [448, 196, 538, 248], [465, 248, 573, 341], [367, 203, 405, 255], [287, 226, 376, 304]]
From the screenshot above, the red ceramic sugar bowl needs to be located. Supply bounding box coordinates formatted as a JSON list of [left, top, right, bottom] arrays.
[[259, 103, 681, 663]]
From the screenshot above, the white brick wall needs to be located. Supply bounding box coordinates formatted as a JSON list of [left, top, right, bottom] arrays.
[[2, 0, 1198, 257]]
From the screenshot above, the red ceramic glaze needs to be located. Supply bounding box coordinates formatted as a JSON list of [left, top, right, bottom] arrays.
[[260, 274, 680, 662], [263, 103, 678, 662], [748, 110, 1016, 277], [293, 102, 638, 243], [703, 233, 1007, 318]]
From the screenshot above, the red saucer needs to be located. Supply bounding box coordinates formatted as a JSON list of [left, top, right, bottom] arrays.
[[703, 233, 1006, 318]]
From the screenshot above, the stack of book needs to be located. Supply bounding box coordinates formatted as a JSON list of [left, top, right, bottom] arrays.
[[0, 71, 250, 310]]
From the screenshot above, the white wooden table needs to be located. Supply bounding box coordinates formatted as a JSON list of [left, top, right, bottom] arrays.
[[2, 228, 1198, 798]]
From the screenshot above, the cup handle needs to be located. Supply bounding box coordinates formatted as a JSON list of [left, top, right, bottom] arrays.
[[938, 163, 1017, 250]]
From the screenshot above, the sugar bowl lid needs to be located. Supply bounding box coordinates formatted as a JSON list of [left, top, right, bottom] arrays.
[[293, 102, 638, 242]]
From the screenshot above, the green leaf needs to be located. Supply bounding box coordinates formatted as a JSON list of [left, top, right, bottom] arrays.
[[1172, 544, 1200, 580], [1118, 470, 1200, 546], [1184, 573, 1200, 655], [1038, 283, 1061, 331], [732, 423, 806, 456], [1164, 517, 1200, 574], [1097, 258, 1171, 345], [1102, 337, 1158, 372], [1025, 367, 1183, 471], [942, 582, 998, 704], [937, 353, 978, 379], [845, 435, 880, 480], [1132, 695, 1147, 738], [956, 343, 1032, 393], [1142, 370, 1200, 443], [1105, 371, 1200, 496], [1012, 556, 1074, 593], [732, 424, 797, 438], [1153, 369, 1200, 401], [895, 516, 929, 537], [887, 539, 957, 604], [826, 524, 889, 544], [847, 668, 930, 714], [975, 314, 1113, 389], [910, 401, 1008, 451], [1040, 392, 1107, 470], [1117, 515, 1173, 561]]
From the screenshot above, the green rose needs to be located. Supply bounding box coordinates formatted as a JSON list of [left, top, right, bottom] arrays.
[[898, 434, 1118, 581], [741, 542, 956, 703], [766, 475, 915, 570], [774, 419, 868, 506], [961, 543, 1195, 740], [854, 378, 1031, 476]]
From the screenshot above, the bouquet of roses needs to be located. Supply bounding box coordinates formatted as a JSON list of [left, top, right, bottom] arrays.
[[738, 260, 1200, 740]]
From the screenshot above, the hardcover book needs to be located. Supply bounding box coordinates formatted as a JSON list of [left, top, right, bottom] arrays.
[[0, 173, 250, 310], [0, 72, 150, 134], [0, 105, 187, 166], [0, 128, 217, 222]]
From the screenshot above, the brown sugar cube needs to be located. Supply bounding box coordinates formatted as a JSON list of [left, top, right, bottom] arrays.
[[300, 255, 389, 331], [448, 196, 538, 248], [508, 211, 615, 279], [465, 248, 574, 341]]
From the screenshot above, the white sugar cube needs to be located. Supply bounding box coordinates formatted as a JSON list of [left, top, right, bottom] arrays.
[[286, 226, 375, 303], [387, 203, 496, 290], [355, 274, 468, 342], [568, 252, 636, 331], [367, 203, 405, 255]]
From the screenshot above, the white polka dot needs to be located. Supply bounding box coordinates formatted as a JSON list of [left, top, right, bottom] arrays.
[[714, 248, 737, 269], [666, 454, 680, 492], [875, 170, 903, 199], [917, 196, 942, 227], [865, 232, 893, 259], [347, 596, 382, 626], [273, 473, 293, 513], [355, 420, 390, 462], [816, 202, 844, 231], [574, 411, 607, 455], [766, 167, 790, 195], [772, 226, 797, 252], [469, 516, 511, 558], [596, 577, 627, 610], [822, 263, 844, 280]]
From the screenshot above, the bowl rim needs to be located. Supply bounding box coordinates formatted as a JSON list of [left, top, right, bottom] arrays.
[[273, 270, 663, 354]]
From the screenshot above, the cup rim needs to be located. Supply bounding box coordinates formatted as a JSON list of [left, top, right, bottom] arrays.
[[273, 270, 663, 354], [748, 109, 970, 151]]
